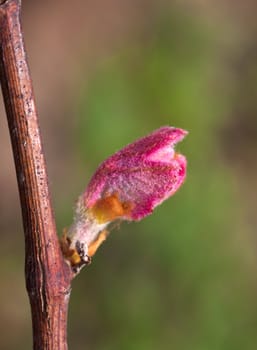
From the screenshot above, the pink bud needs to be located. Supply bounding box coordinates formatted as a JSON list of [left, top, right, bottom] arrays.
[[85, 126, 187, 220], [61, 126, 188, 270]]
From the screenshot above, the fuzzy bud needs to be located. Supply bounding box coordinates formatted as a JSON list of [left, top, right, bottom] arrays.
[[61, 126, 188, 271]]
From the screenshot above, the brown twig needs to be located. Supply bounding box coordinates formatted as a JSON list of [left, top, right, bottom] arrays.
[[0, 0, 73, 349]]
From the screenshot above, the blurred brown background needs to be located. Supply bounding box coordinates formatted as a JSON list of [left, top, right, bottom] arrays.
[[1, 0, 257, 349]]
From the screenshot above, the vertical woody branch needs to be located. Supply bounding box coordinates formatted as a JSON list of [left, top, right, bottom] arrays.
[[0, 1, 73, 349]]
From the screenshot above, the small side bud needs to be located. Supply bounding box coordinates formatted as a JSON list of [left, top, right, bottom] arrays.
[[61, 126, 188, 271]]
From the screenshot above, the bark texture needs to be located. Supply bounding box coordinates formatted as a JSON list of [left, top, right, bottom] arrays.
[[0, 1, 73, 349]]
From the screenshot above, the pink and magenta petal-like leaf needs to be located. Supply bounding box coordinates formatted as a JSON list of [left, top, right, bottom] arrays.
[[84, 126, 188, 221]]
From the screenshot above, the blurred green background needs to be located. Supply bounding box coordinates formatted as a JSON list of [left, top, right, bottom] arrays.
[[0, 1, 257, 349]]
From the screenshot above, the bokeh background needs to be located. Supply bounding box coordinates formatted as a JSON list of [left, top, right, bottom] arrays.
[[1, 0, 257, 349]]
